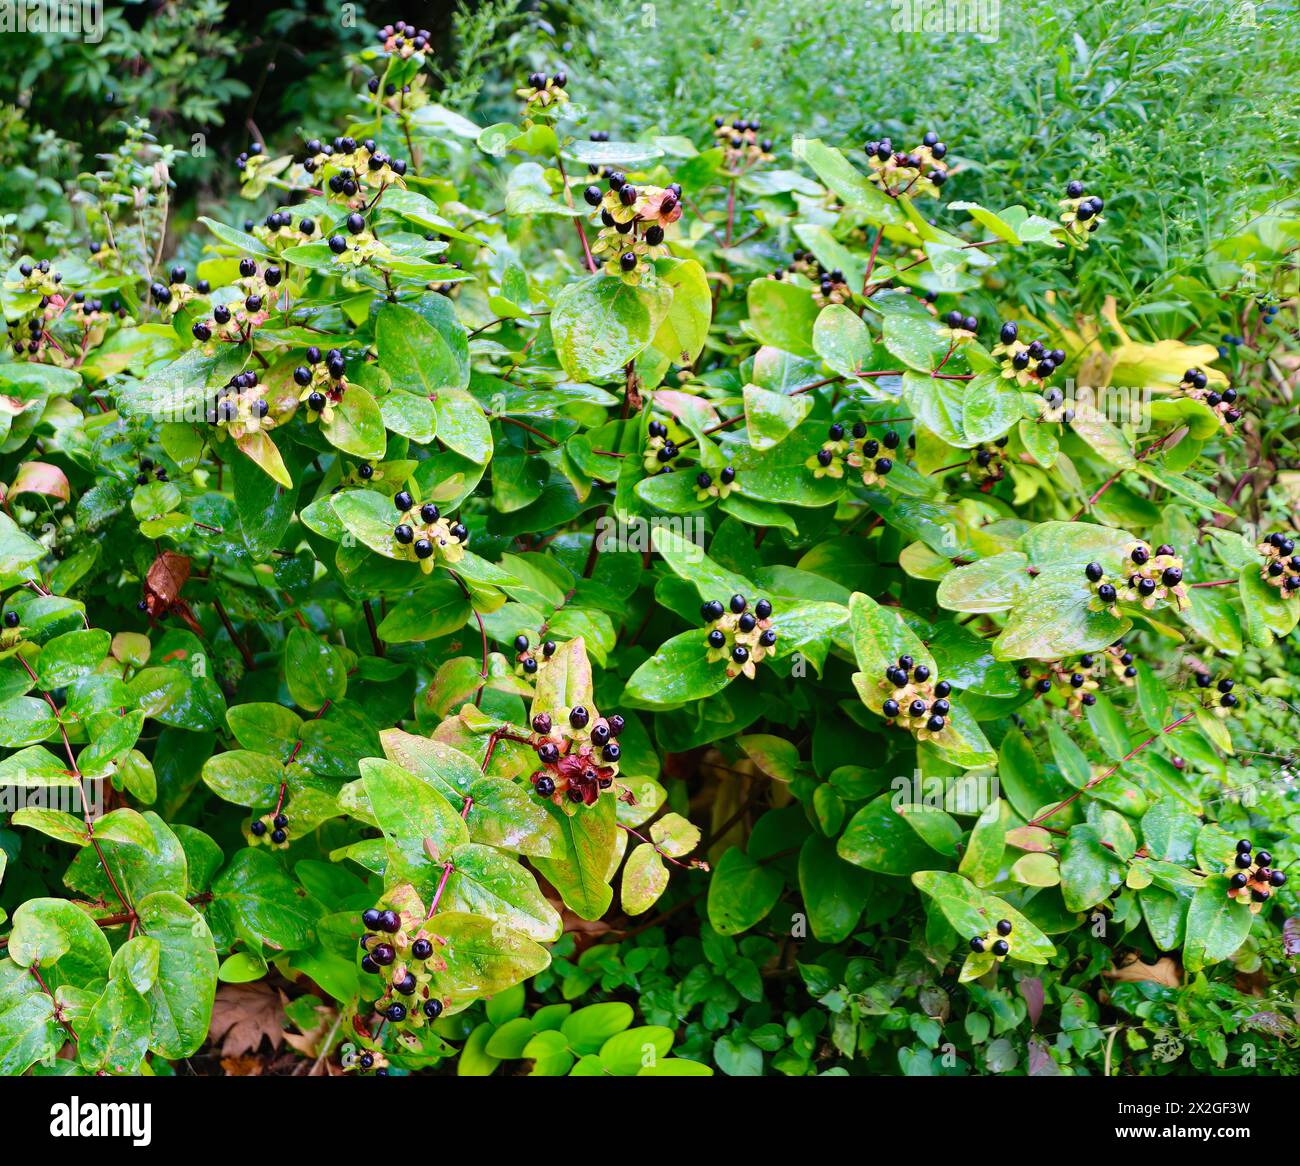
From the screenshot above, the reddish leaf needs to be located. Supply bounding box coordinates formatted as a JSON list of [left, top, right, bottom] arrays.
[[10, 461, 70, 503]]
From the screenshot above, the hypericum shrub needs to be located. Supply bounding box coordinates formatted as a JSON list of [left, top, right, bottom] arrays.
[[0, 23, 1296, 1079]]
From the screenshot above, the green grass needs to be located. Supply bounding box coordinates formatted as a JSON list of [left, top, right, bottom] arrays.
[[508, 0, 1300, 318]]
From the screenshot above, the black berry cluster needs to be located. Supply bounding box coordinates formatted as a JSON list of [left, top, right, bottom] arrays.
[[694, 464, 737, 501], [257, 208, 317, 245], [300, 137, 407, 211], [808, 422, 904, 486], [193, 256, 281, 344], [134, 454, 168, 486], [294, 345, 350, 422], [772, 251, 850, 305], [1180, 366, 1245, 430], [701, 595, 777, 679], [1227, 838, 1285, 909], [942, 308, 979, 338], [233, 141, 265, 173], [714, 115, 774, 169], [992, 322, 1068, 388], [1058, 179, 1105, 246], [213, 370, 273, 438], [512, 633, 557, 677], [517, 69, 568, 109], [1256, 531, 1300, 597], [879, 656, 952, 739], [249, 808, 291, 848], [969, 918, 1013, 959], [968, 437, 1009, 484], [864, 130, 949, 196], [1018, 653, 1104, 712], [1194, 670, 1243, 715], [391, 492, 468, 572], [530, 705, 625, 806], [349, 1048, 389, 1076], [14, 257, 61, 298], [587, 171, 682, 282], [374, 20, 431, 56], [6, 261, 140, 361], [643, 418, 681, 473], [1085, 542, 1188, 613], [358, 905, 448, 1028]]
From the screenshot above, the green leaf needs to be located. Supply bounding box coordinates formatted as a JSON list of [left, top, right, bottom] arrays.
[[376, 302, 464, 396], [992, 567, 1130, 659], [197, 216, 276, 259], [562, 1001, 633, 1054], [0, 511, 44, 584], [443, 842, 562, 941], [743, 384, 813, 451], [1141, 799, 1200, 863], [622, 629, 731, 710], [379, 727, 482, 804], [707, 848, 783, 936], [435, 388, 493, 464], [35, 629, 110, 688], [361, 756, 469, 894], [80, 939, 156, 1074], [226, 703, 304, 762], [0, 959, 63, 1074], [426, 911, 550, 1001], [621, 844, 669, 916], [0, 695, 58, 748], [798, 834, 870, 942], [552, 276, 673, 381], [465, 777, 562, 858], [210, 848, 318, 952], [911, 871, 1056, 964], [601, 1025, 675, 1075], [1183, 878, 1253, 972], [136, 892, 218, 1058], [648, 258, 711, 366], [936, 552, 1031, 613], [533, 796, 617, 921], [745, 278, 819, 356], [0, 745, 76, 787], [1058, 825, 1126, 912], [202, 750, 284, 808], [230, 433, 298, 553], [812, 303, 872, 376], [8, 897, 112, 991], [321, 384, 386, 460], [958, 799, 1007, 887], [285, 626, 348, 712], [795, 138, 903, 225], [838, 794, 942, 875]]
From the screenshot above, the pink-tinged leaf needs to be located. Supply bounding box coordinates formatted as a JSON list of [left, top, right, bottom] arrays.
[[653, 389, 720, 432], [1284, 916, 1300, 956], [1027, 1035, 1060, 1076], [10, 461, 70, 503], [1006, 825, 1054, 853], [235, 430, 292, 488], [1018, 976, 1045, 1028]]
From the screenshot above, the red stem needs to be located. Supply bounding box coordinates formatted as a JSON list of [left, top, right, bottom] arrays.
[[1028, 711, 1196, 827]]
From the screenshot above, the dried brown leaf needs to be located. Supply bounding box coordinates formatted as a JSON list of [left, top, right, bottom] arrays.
[[1104, 954, 1182, 989], [209, 982, 285, 1057]]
